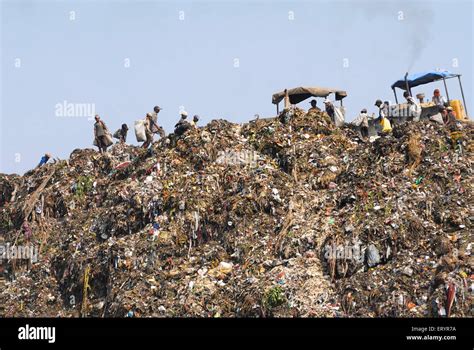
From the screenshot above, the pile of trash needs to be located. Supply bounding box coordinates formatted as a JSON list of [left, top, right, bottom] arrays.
[[0, 109, 472, 318]]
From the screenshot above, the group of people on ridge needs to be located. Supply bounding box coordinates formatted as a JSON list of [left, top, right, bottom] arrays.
[[37, 88, 463, 168], [92, 106, 200, 153], [349, 88, 458, 140]]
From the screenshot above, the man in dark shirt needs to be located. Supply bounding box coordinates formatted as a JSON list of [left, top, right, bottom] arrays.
[[324, 99, 335, 123], [94, 115, 109, 153], [174, 111, 191, 136], [119, 124, 129, 143], [308, 99, 321, 113]]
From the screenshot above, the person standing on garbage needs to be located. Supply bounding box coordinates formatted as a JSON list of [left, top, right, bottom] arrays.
[[142, 113, 155, 149], [383, 101, 394, 125], [352, 109, 369, 139], [37, 153, 51, 167], [374, 99, 386, 118], [445, 106, 458, 130], [446, 106, 457, 119], [403, 91, 417, 105], [378, 115, 392, 135], [439, 106, 448, 123], [374, 100, 392, 135], [383, 101, 391, 117], [190, 115, 199, 128], [323, 99, 335, 123], [403, 91, 422, 120], [119, 124, 129, 143], [174, 111, 191, 136], [94, 115, 109, 153], [308, 99, 321, 113], [151, 106, 166, 138], [432, 89, 447, 107]]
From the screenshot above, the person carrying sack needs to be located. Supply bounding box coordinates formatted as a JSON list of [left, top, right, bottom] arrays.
[[94, 115, 112, 153], [142, 113, 155, 149]]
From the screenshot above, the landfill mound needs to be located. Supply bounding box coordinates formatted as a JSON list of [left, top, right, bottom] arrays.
[[0, 109, 473, 317]]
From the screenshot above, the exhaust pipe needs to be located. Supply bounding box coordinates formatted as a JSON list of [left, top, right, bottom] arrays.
[[404, 72, 411, 96]]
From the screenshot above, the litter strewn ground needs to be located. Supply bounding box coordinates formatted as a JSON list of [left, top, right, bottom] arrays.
[[1, 109, 472, 317]]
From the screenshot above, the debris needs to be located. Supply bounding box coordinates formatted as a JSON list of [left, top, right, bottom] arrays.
[[402, 266, 414, 277], [0, 110, 472, 317], [366, 245, 381, 268]]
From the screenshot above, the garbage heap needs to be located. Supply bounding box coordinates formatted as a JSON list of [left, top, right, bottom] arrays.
[[0, 109, 472, 318]]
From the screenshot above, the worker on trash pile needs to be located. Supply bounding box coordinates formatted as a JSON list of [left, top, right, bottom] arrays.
[[447, 106, 457, 118], [119, 124, 128, 143], [151, 106, 161, 124], [175, 110, 188, 126], [151, 106, 166, 138], [403, 91, 422, 120], [190, 115, 199, 128], [37, 153, 51, 167], [432, 89, 447, 107], [94, 115, 109, 153], [439, 106, 448, 124], [352, 109, 369, 139], [377, 113, 392, 136], [308, 99, 321, 113], [177, 110, 187, 123], [174, 111, 191, 136], [403, 91, 417, 105], [445, 106, 458, 129], [323, 99, 335, 123], [375, 100, 392, 135], [142, 113, 155, 148], [374, 99, 386, 118], [382, 101, 390, 118], [113, 124, 129, 143]]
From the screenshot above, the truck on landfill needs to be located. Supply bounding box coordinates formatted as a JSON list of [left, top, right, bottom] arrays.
[[389, 70, 470, 122]]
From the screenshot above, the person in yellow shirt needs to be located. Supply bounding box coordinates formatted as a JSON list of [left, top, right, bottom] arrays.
[[378, 115, 392, 135], [374, 99, 392, 135]]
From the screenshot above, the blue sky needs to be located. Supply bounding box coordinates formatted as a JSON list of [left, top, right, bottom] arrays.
[[1, 0, 472, 174]]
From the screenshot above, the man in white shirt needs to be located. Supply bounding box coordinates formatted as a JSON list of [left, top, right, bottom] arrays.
[[432, 89, 447, 107], [374, 99, 385, 118], [403, 91, 422, 119]]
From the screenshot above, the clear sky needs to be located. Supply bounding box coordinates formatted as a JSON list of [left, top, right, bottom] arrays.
[[1, 0, 472, 174]]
